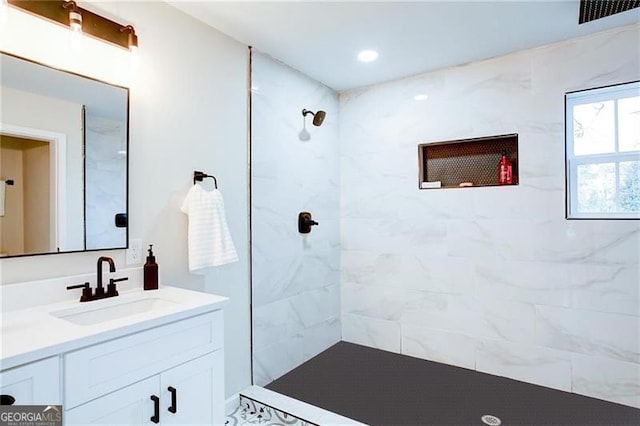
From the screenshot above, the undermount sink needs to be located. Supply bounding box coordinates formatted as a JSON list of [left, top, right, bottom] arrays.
[[50, 295, 177, 326]]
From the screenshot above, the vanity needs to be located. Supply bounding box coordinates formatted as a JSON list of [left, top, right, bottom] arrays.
[[0, 272, 228, 425]]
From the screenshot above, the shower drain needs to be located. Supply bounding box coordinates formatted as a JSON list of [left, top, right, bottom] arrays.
[[481, 414, 502, 425]]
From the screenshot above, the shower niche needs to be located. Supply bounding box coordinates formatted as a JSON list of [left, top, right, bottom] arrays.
[[418, 133, 518, 189]]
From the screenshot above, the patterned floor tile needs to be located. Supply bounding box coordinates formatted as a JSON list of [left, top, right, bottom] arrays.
[[226, 395, 318, 426]]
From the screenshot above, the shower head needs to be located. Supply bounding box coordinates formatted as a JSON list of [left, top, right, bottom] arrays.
[[313, 110, 326, 126], [302, 109, 327, 127]]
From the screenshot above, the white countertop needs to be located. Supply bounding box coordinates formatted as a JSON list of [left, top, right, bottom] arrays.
[[0, 285, 228, 370]]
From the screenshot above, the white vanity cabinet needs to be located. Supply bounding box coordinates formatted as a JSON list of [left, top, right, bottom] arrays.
[[64, 310, 225, 425], [65, 352, 223, 425], [1, 284, 227, 426], [0, 357, 61, 406]]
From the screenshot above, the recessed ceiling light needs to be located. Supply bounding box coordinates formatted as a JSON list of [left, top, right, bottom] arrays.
[[414, 93, 429, 101], [357, 50, 378, 63]]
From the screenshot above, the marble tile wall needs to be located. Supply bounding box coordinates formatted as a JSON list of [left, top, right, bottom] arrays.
[[339, 24, 640, 408], [251, 52, 341, 386], [85, 115, 127, 250]]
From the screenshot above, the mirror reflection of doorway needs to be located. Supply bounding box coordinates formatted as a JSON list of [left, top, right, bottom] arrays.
[[0, 134, 52, 256]]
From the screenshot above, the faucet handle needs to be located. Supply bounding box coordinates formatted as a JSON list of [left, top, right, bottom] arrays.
[[107, 277, 128, 297], [67, 282, 93, 302]]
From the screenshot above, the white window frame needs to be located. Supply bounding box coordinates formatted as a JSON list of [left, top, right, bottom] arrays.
[[565, 81, 640, 219]]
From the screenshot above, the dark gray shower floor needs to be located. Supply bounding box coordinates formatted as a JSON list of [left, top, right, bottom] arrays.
[[266, 341, 640, 426]]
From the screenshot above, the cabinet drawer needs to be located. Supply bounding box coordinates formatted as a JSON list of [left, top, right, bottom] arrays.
[[64, 310, 223, 409], [0, 357, 60, 406]]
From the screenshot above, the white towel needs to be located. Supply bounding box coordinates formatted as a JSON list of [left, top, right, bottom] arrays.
[[181, 184, 238, 272], [0, 180, 5, 217]]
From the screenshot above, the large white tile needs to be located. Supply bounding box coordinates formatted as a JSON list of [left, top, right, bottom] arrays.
[[251, 253, 306, 307], [472, 185, 564, 221], [342, 313, 400, 353], [252, 335, 304, 386], [341, 251, 404, 289], [569, 264, 640, 316], [399, 293, 537, 344], [531, 25, 640, 93], [475, 259, 574, 308], [445, 219, 501, 262], [532, 222, 640, 265], [535, 305, 640, 364], [571, 354, 640, 409], [476, 339, 572, 391], [252, 51, 340, 385], [401, 324, 476, 370], [301, 317, 341, 361], [342, 282, 416, 321], [342, 252, 473, 294], [290, 284, 341, 329], [340, 218, 447, 253], [252, 299, 302, 352]]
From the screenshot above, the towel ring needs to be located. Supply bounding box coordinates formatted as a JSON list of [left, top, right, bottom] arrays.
[[193, 171, 217, 188]]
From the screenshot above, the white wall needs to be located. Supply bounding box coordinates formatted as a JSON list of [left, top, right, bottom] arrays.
[[0, 1, 251, 399], [340, 24, 640, 408], [251, 52, 341, 385]]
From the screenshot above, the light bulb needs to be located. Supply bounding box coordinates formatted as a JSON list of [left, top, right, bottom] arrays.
[[69, 12, 82, 32], [70, 25, 83, 50], [64, 1, 83, 49]]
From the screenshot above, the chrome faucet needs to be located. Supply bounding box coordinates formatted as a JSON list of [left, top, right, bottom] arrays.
[[96, 256, 116, 298], [66, 256, 128, 302]]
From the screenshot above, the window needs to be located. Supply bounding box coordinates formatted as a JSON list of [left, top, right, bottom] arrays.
[[566, 81, 640, 219]]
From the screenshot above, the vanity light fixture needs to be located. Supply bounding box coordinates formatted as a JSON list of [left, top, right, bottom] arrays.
[[7, 0, 138, 51]]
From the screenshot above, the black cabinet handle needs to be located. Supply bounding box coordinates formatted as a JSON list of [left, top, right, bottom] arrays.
[[150, 395, 160, 423], [167, 386, 177, 413], [1, 395, 16, 405]]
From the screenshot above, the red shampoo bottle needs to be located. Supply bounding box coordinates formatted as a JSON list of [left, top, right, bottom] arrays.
[[497, 150, 513, 185]]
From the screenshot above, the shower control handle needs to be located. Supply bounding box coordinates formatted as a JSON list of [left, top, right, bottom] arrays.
[[298, 212, 319, 234]]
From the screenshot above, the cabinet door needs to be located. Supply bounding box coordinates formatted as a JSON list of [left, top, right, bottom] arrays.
[[161, 351, 224, 426], [0, 357, 60, 406], [65, 376, 159, 426]]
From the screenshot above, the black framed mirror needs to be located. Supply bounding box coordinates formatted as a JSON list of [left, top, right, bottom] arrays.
[[0, 52, 129, 257]]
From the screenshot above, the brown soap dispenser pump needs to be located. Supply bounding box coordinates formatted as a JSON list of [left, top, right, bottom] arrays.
[[144, 244, 158, 290]]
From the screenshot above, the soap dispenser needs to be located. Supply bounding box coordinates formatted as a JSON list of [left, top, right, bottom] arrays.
[[144, 245, 158, 290]]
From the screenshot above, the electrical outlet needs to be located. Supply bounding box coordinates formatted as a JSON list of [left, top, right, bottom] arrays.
[[126, 238, 142, 265]]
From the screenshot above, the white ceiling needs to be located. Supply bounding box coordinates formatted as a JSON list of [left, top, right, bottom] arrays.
[[168, 1, 640, 92]]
